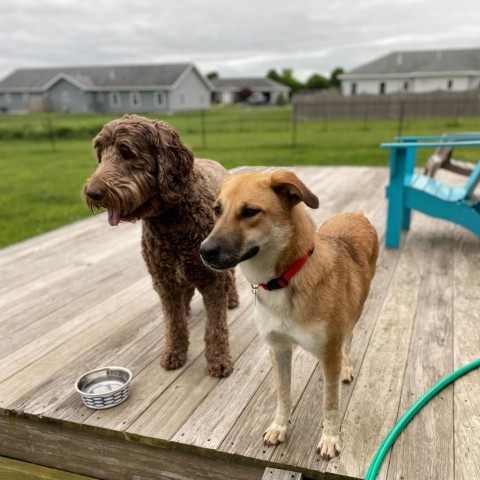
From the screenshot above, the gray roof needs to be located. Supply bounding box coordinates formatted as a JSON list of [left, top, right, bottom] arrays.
[[211, 77, 290, 91], [0, 63, 196, 91], [347, 48, 480, 75]]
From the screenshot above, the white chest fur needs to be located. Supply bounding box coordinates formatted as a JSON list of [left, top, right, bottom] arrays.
[[253, 289, 327, 355]]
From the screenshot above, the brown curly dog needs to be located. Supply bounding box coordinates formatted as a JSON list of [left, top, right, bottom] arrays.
[[83, 114, 239, 377]]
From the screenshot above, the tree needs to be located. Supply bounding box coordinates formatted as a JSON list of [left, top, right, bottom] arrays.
[[276, 92, 287, 106], [267, 69, 282, 83], [329, 67, 344, 88], [305, 73, 329, 90], [280, 68, 303, 92], [206, 71, 219, 80], [267, 68, 303, 93]]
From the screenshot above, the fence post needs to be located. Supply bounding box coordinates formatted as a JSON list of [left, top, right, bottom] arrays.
[[200, 110, 206, 149], [47, 115, 56, 153], [397, 101, 405, 137], [291, 103, 298, 147]]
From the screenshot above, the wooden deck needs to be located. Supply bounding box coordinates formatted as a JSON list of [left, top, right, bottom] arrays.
[[0, 166, 479, 480]]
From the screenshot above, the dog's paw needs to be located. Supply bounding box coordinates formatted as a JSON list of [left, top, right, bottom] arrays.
[[263, 421, 288, 446], [161, 350, 187, 370], [207, 358, 234, 378], [317, 433, 342, 458], [341, 365, 354, 383]]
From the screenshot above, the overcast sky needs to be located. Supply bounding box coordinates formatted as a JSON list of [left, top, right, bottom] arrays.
[[1, 0, 478, 82]]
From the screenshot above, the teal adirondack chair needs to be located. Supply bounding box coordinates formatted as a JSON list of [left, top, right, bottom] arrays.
[[382, 137, 480, 248]]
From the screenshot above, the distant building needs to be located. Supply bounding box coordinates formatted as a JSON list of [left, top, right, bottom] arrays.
[[210, 77, 290, 105], [339, 48, 480, 96], [0, 63, 212, 113]]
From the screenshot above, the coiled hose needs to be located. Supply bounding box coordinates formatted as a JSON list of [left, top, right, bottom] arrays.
[[365, 358, 480, 480]]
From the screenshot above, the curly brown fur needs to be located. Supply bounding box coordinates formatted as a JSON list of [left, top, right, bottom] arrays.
[[83, 114, 238, 377]]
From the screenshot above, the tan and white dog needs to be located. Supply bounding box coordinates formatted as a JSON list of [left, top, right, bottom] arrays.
[[200, 170, 378, 458]]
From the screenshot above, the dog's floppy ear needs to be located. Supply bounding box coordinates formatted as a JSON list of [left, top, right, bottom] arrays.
[[151, 120, 194, 204], [271, 171, 319, 209]]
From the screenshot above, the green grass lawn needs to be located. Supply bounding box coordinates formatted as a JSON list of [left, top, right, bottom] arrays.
[[1, 107, 479, 248]]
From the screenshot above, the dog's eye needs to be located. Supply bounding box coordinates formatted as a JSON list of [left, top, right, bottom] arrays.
[[213, 205, 221, 217], [240, 207, 261, 219], [119, 145, 133, 158]]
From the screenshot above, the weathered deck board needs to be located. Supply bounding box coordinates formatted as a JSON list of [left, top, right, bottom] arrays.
[[89, 278, 254, 434], [0, 278, 154, 401], [386, 220, 455, 480], [0, 456, 99, 480], [262, 467, 303, 480], [0, 217, 140, 304], [0, 166, 478, 480], [0, 252, 147, 359], [0, 415, 264, 480], [453, 227, 480, 480]]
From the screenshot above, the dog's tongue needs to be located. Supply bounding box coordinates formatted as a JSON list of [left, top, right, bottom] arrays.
[[108, 208, 121, 226]]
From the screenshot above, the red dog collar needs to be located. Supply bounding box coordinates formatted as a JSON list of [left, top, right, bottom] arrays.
[[258, 244, 315, 291]]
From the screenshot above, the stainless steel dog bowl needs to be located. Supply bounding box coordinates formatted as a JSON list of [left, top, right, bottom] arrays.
[[75, 366, 132, 409]]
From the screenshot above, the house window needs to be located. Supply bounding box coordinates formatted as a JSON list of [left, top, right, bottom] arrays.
[[179, 93, 186, 105], [110, 92, 121, 107], [447, 79, 454, 90], [403, 81, 409, 91], [379, 82, 386, 95], [96, 92, 104, 103], [61, 91, 70, 104], [155, 92, 165, 107], [130, 92, 141, 107], [4, 93, 12, 104], [351, 83, 357, 96], [22, 93, 29, 103]]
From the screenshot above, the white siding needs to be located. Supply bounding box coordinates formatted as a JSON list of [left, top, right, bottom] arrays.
[[221, 91, 234, 104], [469, 76, 480, 89], [410, 76, 470, 92], [342, 74, 480, 96]]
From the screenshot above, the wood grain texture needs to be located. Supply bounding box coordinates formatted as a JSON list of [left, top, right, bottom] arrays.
[[0, 456, 99, 480], [386, 220, 455, 480], [170, 334, 271, 449], [84, 275, 251, 433], [262, 467, 303, 480], [0, 416, 264, 480], [0, 278, 154, 408], [219, 347, 317, 461], [0, 258, 147, 360], [452, 227, 480, 480], [0, 216, 141, 309], [326, 214, 441, 479]]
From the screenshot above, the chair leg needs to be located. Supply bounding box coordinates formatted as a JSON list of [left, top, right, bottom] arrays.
[[386, 197, 403, 248], [385, 146, 416, 248], [402, 207, 411, 230]]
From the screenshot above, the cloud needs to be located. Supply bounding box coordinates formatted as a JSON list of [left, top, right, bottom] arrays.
[[0, 0, 478, 82]]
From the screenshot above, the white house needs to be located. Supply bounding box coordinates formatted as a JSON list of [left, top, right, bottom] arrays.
[[339, 48, 480, 96], [210, 77, 290, 105]]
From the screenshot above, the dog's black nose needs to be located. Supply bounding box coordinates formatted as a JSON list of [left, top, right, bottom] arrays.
[[199, 240, 221, 264], [85, 187, 104, 201]]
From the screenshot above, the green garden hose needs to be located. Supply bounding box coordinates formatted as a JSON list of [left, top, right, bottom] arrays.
[[365, 358, 480, 480]]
